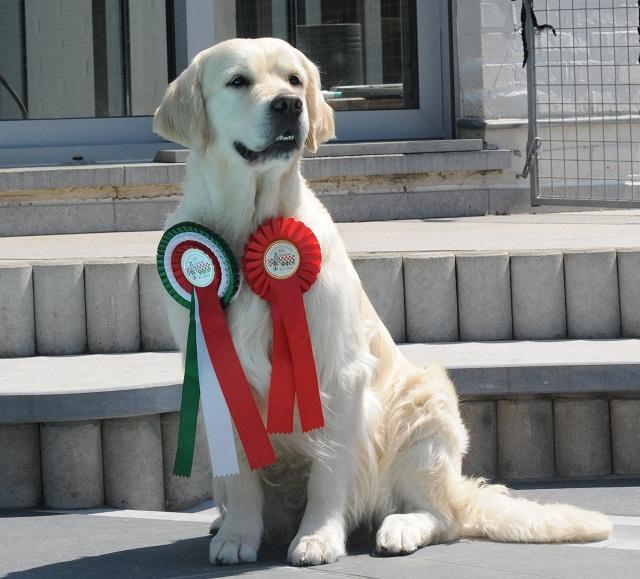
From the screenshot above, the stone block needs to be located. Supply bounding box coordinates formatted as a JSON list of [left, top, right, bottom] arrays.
[[497, 399, 555, 479], [161, 412, 212, 511], [456, 253, 512, 341], [352, 255, 405, 342], [611, 399, 640, 475], [85, 261, 140, 353], [139, 260, 176, 351], [564, 251, 621, 339], [114, 198, 179, 232], [554, 399, 611, 477], [20, 165, 123, 189], [33, 261, 87, 355], [0, 200, 116, 237], [460, 401, 497, 478], [0, 263, 36, 357], [403, 253, 458, 343], [123, 164, 169, 186], [511, 252, 566, 340], [322, 189, 488, 222], [488, 187, 531, 215], [0, 424, 42, 508], [41, 421, 104, 508], [618, 250, 640, 338], [103, 415, 165, 510]]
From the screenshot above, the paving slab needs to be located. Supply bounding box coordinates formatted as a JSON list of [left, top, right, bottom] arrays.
[[1, 211, 640, 262], [1, 483, 639, 578]]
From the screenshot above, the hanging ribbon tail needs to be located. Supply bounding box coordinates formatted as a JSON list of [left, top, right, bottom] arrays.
[[173, 295, 201, 477], [272, 279, 324, 432], [266, 302, 296, 433], [196, 284, 276, 470], [194, 292, 240, 477]]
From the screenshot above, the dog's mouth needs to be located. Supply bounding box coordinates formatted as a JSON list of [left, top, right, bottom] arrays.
[[234, 131, 299, 163]]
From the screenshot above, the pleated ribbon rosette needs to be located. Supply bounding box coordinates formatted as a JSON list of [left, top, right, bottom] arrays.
[[157, 222, 275, 477], [242, 217, 324, 434]]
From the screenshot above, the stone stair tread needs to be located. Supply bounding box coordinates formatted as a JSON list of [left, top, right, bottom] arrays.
[[1, 211, 640, 263], [402, 339, 640, 368], [0, 352, 182, 395], [2, 340, 638, 423]]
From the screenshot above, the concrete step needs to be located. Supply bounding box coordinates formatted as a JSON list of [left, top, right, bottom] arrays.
[[1, 212, 639, 356], [1, 340, 639, 510], [0, 143, 517, 236]]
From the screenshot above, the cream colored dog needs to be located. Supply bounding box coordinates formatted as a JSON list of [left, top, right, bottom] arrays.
[[154, 37, 612, 567]]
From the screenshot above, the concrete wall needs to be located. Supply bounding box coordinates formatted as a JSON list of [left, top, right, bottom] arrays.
[[456, 0, 527, 121], [455, 0, 528, 188]]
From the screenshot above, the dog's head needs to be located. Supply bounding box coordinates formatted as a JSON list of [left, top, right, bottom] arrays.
[[153, 37, 335, 165]]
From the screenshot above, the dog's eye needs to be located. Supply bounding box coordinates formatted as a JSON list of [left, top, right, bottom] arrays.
[[289, 74, 302, 87], [227, 75, 249, 88]]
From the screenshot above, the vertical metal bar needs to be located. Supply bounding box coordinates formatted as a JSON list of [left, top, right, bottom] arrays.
[[120, 0, 131, 116], [613, 0, 621, 201], [165, 0, 177, 82], [597, 0, 604, 201], [92, 0, 108, 118], [633, 0, 637, 201], [524, 0, 540, 205], [18, 0, 28, 114]]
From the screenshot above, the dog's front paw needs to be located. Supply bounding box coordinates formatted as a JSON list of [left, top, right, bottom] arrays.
[[288, 533, 346, 566], [209, 534, 259, 565], [375, 514, 424, 556]]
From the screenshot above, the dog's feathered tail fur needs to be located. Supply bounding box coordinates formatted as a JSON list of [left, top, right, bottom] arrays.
[[453, 477, 612, 543]]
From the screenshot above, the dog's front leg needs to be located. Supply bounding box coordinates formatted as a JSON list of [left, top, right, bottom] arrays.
[[209, 467, 264, 565], [288, 454, 351, 566]]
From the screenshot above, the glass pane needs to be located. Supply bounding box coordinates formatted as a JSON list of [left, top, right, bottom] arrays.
[[230, 0, 418, 111], [0, 0, 168, 120]]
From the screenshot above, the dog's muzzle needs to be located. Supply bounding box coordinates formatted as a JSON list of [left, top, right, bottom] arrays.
[[234, 93, 303, 163]]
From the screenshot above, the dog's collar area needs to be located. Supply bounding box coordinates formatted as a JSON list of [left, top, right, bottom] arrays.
[[234, 131, 299, 163]]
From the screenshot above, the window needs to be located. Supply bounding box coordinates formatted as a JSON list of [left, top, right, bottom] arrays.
[[0, 0, 169, 120], [0, 0, 452, 166]]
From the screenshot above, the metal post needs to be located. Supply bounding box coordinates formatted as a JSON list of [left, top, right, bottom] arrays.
[[523, 0, 540, 205]]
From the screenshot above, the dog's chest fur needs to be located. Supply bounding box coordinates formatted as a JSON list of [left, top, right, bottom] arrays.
[[165, 153, 371, 452]]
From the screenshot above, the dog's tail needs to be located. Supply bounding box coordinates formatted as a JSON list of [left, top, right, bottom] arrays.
[[454, 477, 612, 543]]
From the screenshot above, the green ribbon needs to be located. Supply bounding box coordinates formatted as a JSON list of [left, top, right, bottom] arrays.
[[173, 292, 201, 477]]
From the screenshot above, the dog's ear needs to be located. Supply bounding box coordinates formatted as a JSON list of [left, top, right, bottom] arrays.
[[153, 59, 209, 150], [302, 58, 335, 153]]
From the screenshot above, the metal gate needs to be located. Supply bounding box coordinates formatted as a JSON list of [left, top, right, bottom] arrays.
[[526, 0, 640, 207]]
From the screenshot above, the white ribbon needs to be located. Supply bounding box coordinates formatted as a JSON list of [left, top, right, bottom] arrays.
[[194, 292, 240, 477]]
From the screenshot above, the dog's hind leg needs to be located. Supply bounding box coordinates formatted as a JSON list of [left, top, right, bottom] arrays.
[[374, 365, 467, 555], [375, 442, 463, 555], [209, 468, 264, 565]]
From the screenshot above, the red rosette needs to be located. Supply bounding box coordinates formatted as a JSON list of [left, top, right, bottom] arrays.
[[242, 217, 323, 433]]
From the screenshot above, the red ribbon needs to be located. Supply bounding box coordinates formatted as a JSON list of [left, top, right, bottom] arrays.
[[171, 240, 275, 471], [242, 217, 323, 433]]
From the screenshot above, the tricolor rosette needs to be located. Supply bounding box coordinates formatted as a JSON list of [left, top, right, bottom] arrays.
[[242, 217, 324, 434], [157, 222, 275, 477]]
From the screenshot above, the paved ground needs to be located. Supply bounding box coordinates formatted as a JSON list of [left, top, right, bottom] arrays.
[[2, 481, 639, 578], [1, 210, 640, 262]]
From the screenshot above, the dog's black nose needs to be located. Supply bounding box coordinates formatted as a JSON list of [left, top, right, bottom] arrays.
[[271, 94, 303, 116]]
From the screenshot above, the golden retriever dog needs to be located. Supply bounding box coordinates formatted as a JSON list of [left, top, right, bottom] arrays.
[[153, 37, 612, 566]]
